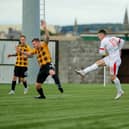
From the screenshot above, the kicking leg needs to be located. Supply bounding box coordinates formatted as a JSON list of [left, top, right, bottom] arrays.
[[75, 59, 105, 77]]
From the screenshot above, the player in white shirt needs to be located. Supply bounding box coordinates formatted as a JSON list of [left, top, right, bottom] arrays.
[[75, 29, 125, 100]]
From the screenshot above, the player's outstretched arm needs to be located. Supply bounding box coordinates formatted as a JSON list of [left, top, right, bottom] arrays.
[[7, 53, 17, 57], [41, 20, 50, 43]]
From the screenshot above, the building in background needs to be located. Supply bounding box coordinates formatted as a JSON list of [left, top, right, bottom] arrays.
[[0, 7, 129, 38], [123, 8, 129, 31]]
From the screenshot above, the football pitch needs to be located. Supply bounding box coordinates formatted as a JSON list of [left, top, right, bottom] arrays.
[[0, 84, 129, 129]]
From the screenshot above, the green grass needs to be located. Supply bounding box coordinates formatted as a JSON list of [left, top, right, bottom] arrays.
[[0, 84, 129, 129]]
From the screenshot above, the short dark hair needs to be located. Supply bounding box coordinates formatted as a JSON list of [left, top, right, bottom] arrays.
[[20, 35, 26, 38], [32, 38, 40, 42], [98, 29, 107, 35]]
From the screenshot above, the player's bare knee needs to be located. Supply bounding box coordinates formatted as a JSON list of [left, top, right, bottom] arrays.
[[95, 60, 100, 65], [13, 76, 17, 81], [96, 59, 105, 67], [35, 83, 42, 89], [49, 69, 55, 76], [20, 78, 24, 82], [111, 75, 116, 81]]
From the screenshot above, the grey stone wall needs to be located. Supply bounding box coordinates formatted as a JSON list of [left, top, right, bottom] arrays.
[[59, 39, 104, 83], [58, 38, 129, 84]]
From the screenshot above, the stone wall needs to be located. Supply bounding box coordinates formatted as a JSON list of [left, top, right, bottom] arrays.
[[58, 37, 129, 84], [59, 39, 104, 83]]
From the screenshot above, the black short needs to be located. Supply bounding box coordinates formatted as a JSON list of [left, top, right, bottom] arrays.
[[36, 63, 55, 83], [14, 66, 28, 78]]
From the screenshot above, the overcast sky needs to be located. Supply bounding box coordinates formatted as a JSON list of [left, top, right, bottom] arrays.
[[0, 0, 129, 25]]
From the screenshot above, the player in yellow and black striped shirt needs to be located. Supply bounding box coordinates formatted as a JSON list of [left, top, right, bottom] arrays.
[[18, 21, 63, 99], [8, 35, 31, 95]]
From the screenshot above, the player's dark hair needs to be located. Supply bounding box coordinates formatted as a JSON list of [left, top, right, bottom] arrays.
[[32, 38, 40, 42], [98, 29, 107, 35], [20, 35, 26, 39]]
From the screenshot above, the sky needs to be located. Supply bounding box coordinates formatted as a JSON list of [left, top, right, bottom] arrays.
[[0, 0, 129, 25]]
